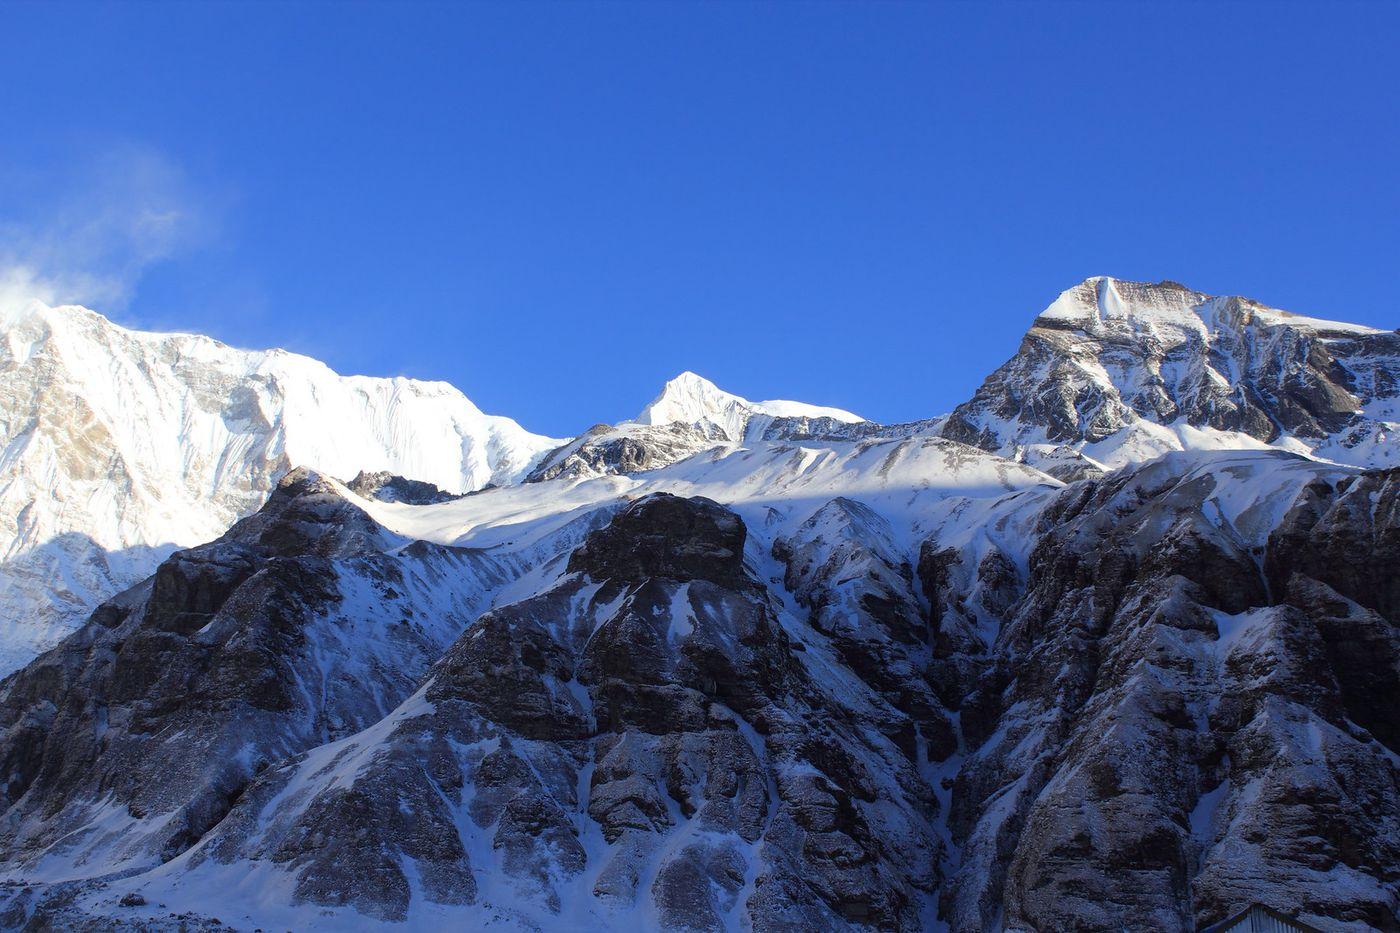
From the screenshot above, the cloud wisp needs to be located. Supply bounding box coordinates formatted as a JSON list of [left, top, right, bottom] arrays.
[[0, 145, 212, 322]]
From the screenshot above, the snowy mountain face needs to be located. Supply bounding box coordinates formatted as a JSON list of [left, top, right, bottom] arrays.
[[0, 301, 561, 674], [942, 277, 1400, 477], [1, 278, 1399, 932]]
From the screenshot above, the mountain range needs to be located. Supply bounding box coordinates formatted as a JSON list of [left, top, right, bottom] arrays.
[[0, 277, 1396, 931]]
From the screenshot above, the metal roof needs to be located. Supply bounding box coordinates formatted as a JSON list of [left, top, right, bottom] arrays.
[[1199, 903, 1322, 933]]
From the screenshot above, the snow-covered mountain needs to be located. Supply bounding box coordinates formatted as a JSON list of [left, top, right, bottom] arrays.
[[7, 279, 1398, 675], [0, 300, 562, 674], [4, 439, 1396, 931], [1, 277, 1398, 931], [943, 276, 1400, 477]]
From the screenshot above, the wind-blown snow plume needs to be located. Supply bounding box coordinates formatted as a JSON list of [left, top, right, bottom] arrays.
[[0, 145, 207, 322]]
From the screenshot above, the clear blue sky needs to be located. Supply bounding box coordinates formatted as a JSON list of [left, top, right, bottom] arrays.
[[1, 1, 1396, 437]]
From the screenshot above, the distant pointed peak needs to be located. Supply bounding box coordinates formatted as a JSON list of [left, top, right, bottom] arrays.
[[665, 370, 718, 389], [637, 371, 863, 434], [637, 371, 749, 430]]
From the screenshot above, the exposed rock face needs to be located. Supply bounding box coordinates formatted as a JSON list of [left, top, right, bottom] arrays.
[[346, 469, 461, 504], [0, 469, 511, 881], [931, 452, 1400, 932], [566, 492, 749, 588], [1265, 467, 1400, 625], [943, 277, 1400, 472], [775, 497, 957, 762], [527, 421, 731, 481], [2, 448, 1398, 931], [149, 493, 939, 929]]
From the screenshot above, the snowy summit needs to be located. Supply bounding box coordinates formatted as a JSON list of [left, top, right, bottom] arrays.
[[637, 370, 864, 441]]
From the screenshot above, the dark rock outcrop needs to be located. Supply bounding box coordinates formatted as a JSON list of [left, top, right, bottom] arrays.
[[566, 493, 748, 589], [175, 493, 940, 930], [931, 453, 1400, 932], [0, 469, 509, 882], [346, 470, 461, 504], [526, 423, 731, 482]]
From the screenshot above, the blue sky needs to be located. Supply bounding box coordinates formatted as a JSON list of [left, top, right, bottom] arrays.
[[1, 1, 1397, 436]]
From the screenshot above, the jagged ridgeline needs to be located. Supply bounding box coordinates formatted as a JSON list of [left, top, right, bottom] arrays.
[[0, 278, 1397, 931]]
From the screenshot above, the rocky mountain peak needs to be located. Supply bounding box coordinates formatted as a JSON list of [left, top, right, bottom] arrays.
[[1037, 276, 1207, 330], [566, 492, 748, 588], [1038, 276, 1386, 340], [942, 276, 1400, 472]]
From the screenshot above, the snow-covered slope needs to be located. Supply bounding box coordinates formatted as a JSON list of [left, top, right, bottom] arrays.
[[0, 426, 1057, 930], [0, 300, 562, 674], [375, 433, 1055, 562], [942, 276, 1400, 473]]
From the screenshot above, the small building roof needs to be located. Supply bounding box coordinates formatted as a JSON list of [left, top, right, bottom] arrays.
[[1199, 903, 1322, 933]]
